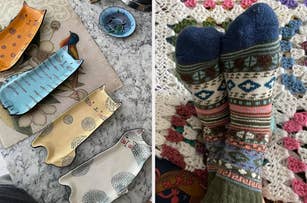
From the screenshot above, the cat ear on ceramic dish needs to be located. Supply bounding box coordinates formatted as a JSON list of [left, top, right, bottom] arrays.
[[0, 1, 46, 71], [32, 87, 121, 167], [0, 46, 83, 115], [59, 129, 151, 203]]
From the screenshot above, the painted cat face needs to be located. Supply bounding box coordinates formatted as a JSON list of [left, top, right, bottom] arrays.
[[121, 136, 136, 149]]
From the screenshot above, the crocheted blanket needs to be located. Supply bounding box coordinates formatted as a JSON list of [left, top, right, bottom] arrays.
[[155, 0, 307, 202]]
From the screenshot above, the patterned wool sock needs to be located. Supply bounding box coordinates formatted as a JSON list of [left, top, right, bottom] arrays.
[[175, 26, 230, 185], [203, 3, 279, 203]]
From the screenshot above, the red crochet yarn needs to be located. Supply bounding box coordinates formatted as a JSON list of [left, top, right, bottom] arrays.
[[165, 129, 184, 142], [287, 156, 307, 173], [161, 144, 186, 169], [186, 102, 197, 115], [171, 115, 186, 126], [175, 105, 193, 119], [283, 120, 303, 133]]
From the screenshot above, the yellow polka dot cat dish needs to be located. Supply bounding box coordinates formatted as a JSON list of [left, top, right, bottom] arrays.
[[0, 2, 46, 71], [59, 129, 151, 203], [32, 86, 121, 167]]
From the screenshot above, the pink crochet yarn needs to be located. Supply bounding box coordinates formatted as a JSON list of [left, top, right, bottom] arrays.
[[287, 156, 307, 173], [283, 120, 303, 133], [240, 0, 254, 8], [184, 0, 197, 8], [292, 179, 307, 197], [293, 112, 307, 126], [222, 0, 234, 9], [283, 137, 300, 150], [203, 0, 216, 9]]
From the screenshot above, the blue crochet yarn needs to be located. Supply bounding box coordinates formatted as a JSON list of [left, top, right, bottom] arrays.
[[280, 40, 292, 52], [280, 27, 296, 40], [281, 56, 294, 69], [176, 26, 223, 65], [281, 74, 306, 94], [221, 3, 279, 54], [288, 19, 302, 33]]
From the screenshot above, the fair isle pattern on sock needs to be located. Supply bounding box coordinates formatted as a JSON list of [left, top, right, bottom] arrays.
[[217, 39, 279, 191], [176, 60, 229, 172], [175, 26, 230, 174]]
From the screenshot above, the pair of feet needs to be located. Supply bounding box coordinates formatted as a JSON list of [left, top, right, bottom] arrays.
[[175, 3, 279, 203]]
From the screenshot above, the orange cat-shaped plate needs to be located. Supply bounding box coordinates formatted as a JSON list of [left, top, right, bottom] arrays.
[[0, 2, 46, 71]]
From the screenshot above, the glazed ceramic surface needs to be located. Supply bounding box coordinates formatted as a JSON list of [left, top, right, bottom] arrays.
[[0, 0, 123, 149], [0, 2, 46, 71], [32, 86, 121, 167], [0, 46, 82, 115], [59, 128, 151, 203], [99, 7, 136, 38]]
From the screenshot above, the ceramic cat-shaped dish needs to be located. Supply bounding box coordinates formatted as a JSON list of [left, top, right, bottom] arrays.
[[59, 129, 151, 203], [0, 2, 46, 71], [0, 46, 83, 115], [32, 86, 121, 167]]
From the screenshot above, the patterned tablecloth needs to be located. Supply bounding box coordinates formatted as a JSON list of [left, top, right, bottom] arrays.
[[155, 0, 307, 202]]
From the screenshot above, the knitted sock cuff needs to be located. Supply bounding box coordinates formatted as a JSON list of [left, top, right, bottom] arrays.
[[202, 175, 262, 203]]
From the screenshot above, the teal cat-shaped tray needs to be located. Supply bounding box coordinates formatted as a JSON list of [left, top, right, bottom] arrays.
[[0, 46, 83, 115]]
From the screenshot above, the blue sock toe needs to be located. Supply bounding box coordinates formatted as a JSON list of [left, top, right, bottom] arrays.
[[222, 3, 279, 54], [176, 26, 223, 65]]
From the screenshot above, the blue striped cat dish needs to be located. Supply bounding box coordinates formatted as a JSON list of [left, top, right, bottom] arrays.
[[0, 46, 83, 115], [99, 6, 136, 38]]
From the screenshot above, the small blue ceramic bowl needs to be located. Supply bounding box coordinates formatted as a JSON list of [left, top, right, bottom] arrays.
[[99, 6, 136, 38]]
